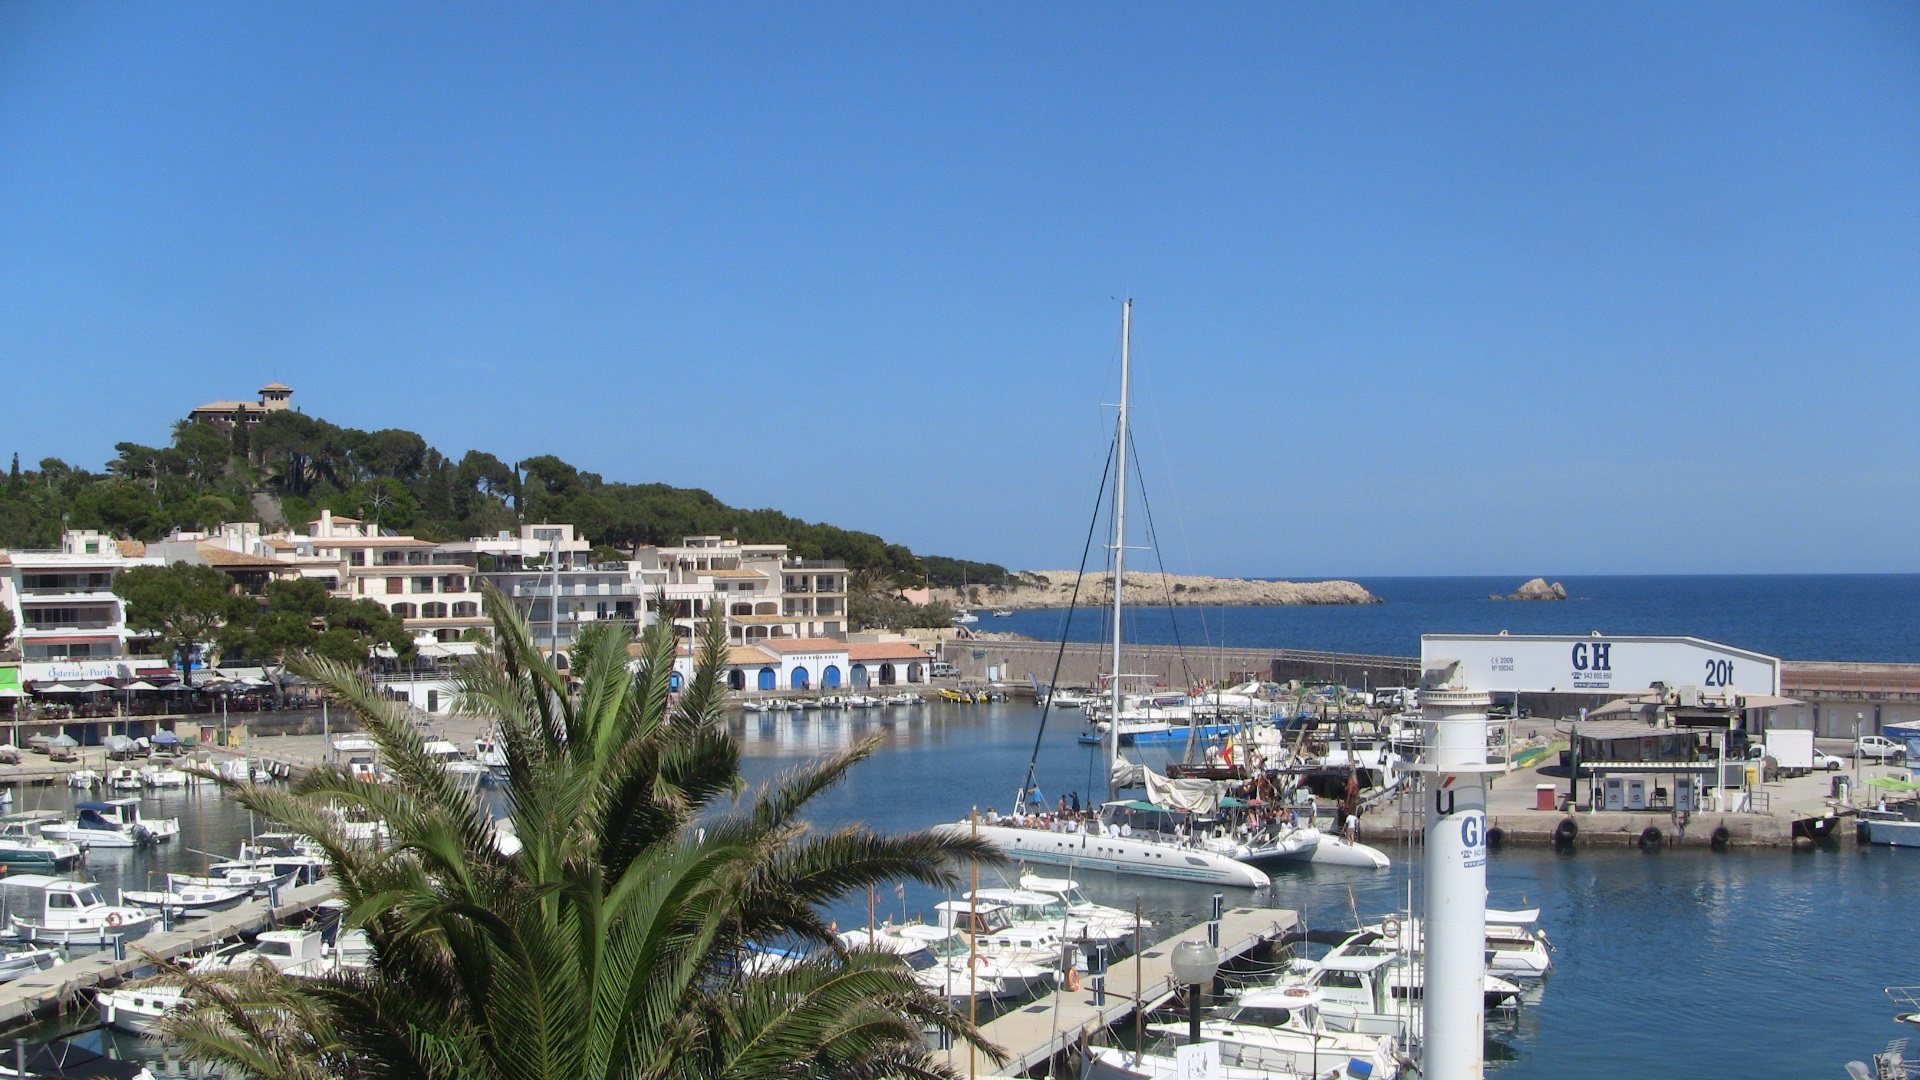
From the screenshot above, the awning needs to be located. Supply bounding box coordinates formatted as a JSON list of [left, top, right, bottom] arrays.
[[1867, 776, 1920, 792], [1739, 694, 1804, 709], [121, 681, 161, 691], [72, 682, 115, 693], [34, 683, 78, 694], [1586, 695, 1661, 718], [25, 635, 118, 646]]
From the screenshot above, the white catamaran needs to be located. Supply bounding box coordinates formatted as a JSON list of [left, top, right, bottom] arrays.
[[933, 301, 1270, 890]]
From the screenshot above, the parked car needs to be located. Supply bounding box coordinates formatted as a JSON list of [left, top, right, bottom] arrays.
[[1855, 735, 1907, 762], [1811, 749, 1846, 771], [929, 662, 960, 678]]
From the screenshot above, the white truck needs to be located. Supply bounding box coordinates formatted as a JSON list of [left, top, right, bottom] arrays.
[[1759, 729, 1817, 777]]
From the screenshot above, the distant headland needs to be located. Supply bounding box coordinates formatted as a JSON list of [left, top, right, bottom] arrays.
[[937, 571, 1381, 610]]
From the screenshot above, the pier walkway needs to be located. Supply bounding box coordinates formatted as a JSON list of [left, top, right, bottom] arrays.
[[941, 906, 1296, 1077], [0, 879, 338, 1027]]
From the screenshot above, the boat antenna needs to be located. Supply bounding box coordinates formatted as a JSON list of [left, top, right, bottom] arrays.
[[1014, 438, 1115, 812], [1107, 299, 1132, 805]]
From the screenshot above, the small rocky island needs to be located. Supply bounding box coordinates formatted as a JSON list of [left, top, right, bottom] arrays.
[[1495, 577, 1568, 601], [943, 571, 1381, 610]]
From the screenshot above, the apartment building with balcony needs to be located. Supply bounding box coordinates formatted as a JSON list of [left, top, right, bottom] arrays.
[[280, 511, 488, 643], [446, 524, 646, 657], [0, 530, 164, 683], [634, 536, 842, 644]]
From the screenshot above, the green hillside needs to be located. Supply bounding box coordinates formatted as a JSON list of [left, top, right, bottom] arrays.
[[0, 411, 1007, 588]]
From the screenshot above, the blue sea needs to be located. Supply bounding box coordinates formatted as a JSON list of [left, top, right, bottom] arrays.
[[990, 574, 1920, 663]]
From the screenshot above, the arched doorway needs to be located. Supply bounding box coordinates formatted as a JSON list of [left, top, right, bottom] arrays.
[[758, 667, 776, 691], [879, 662, 896, 685], [728, 669, 745, 691], [851, 663, 868, 686], [823, 665, 841, 689], [906, 663, 922, 683], [790, 667, 810, 690]]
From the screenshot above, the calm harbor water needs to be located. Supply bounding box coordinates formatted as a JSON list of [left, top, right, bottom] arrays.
[[992, 574, 1920, 663]]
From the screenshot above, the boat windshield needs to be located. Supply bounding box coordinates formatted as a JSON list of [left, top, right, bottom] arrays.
[[903, 950, 938, 971], [74, 886, 103, 907], [928, 936, 969, 959], [1017, 901, 1069, 921], [1230, 1006, 1296, 1028]]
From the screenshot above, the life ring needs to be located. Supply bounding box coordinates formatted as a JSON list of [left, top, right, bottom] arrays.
[[1283, 987, 1311, 999], [106, 912, 122, 928], [1380, 917, 1401, 939], [1065, 968, 1081, 992]]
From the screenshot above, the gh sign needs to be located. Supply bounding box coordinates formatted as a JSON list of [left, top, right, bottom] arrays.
[[1420, 634, 1780, 697]]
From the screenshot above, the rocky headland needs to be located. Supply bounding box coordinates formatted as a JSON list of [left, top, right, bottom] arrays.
[[940, 571, 1381, 610], [1495, 577, 1568, 601]]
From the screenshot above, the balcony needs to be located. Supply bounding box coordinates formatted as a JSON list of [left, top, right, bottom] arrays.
[[22, 620, 118, 632]]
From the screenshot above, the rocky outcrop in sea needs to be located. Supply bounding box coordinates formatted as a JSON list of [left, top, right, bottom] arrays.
[[1495, 577, 1568, 601]]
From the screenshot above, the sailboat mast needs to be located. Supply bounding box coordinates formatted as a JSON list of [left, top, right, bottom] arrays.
[[1106, 299, 1132, 804]]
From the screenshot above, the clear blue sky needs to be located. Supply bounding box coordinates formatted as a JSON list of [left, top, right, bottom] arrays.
[[2, 4, 1915, 576]]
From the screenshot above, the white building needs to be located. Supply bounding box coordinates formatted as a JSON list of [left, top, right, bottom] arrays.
[[453, 524, 645, 656], [636, 536, 850, 645], [282, 512, 488, 643], [0, 530, 166, 684]]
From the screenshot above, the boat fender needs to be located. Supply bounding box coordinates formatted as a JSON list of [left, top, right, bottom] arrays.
[[106, 912, 122, 928], [1855, 820, 1872, 846], [1637, 825, 1662, 851], [1709, 824, 1732, 851], [1380, 917, 1400, 940], [1485, 826, 1505, 849], [1552, 817, 1578, 849]]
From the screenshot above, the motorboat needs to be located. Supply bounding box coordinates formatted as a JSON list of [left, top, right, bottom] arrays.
[[138, 764, 189, 788], [1266, 930, 1523, 1043], [1356, 909, 1553, 979], [1085, 1042, 1375, 1080], [951, 610, 980, 626], [97, 984, 188, 1036], [42, 799, 178, 849], [1143, 985, 1403, 1079], [837, 925, 1005, 1003], [3, 875, 159, 945], [0, 814, 84, 870], [106, 767, 143, 792], [1015, 872, 1152, 933], [962, 887, 1134, 947], [0, 946, 57, 984], [122, 875, 250, 917], [1860, 803, 1920, 847], [66, 769, 101, 790]]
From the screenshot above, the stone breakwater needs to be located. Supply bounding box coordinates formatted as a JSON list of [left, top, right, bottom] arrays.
[[941, 571, 1381, 610]]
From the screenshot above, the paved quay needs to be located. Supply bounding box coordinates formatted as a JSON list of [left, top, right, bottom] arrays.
[[0, 880, 338, 1027], [942, 906, 1296, 1077]]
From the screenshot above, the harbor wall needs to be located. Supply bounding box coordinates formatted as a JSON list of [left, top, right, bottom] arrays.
[[936, 639, 1422, 691]]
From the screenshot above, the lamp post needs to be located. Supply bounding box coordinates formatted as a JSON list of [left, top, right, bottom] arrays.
[[1169, 939, 1220, 1045], [1856, 712, 1865, 794]]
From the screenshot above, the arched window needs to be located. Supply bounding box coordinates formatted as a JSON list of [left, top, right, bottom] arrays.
[[391, 603, 417, 619], [790, 666, 810, 691], [728, 669, 745, 691], [452, 601, 478, 618], [755, 602, 777, 615], [822, 665, 841, 689], [850, 663, 868, 686], [758, 667, 777, 691], [422, 602, 449, 619]]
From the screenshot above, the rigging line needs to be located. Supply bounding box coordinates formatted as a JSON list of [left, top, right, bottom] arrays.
[[1018, 434, 1117, 811], [1134, 357, 1216, 655], [1125, 428, 1199, 691]]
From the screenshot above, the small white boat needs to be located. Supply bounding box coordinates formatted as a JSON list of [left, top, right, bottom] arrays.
[[3, 875, 159, 945], [66, 770, 101, 790], [106, 767, 143, 793], [123, 875, 250, 917], [97, 983, 188, 1036], [42, 798, 178, 848], [0, 816, 84, 870], [0, 946, 57, 984], [1144, 984, 1403, 1079], [951, 610, 980, 626], [138, 764, 189, 788]]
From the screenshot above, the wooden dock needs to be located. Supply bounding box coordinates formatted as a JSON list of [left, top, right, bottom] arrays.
[[0, 880, 339, 1027], [942, 906, 1297, 1077]]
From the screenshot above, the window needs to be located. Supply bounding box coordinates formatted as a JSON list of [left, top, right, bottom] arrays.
[[422, 602, 448, 619], [412, 576, 435, 594], [386, 577, 404, 595], [391, 603, 417, 619], [452, 601, 478, 618], [348, 551, 366, 566], [47, 893, 74, 910]]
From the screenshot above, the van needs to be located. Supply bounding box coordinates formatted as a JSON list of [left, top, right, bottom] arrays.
[[930, 661, 960, 678]]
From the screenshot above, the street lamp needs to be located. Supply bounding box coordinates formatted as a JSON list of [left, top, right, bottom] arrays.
[[1856, 712, 1865, 794], [1169, 939, 1221, 1045]]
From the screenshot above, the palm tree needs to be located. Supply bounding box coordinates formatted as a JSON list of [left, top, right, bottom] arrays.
[[159, 589, 1004, 1079]]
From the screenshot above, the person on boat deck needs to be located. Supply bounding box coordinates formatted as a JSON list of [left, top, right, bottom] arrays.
[[1069, 792, 1080, 812], [984, 808, 1000, 825], [1119, 820, 1132, 837]]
